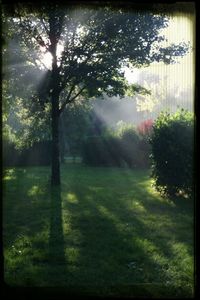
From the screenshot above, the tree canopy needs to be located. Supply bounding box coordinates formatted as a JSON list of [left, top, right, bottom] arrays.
[[3, 3, 189, 106], [2, 2, 190, 184]]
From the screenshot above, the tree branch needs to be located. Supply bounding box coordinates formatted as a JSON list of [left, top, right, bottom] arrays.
[[59, 85, 85, 115], [59, 83, 76, 115], [40, 17, 49, 36], [67, 86, 86, 104]]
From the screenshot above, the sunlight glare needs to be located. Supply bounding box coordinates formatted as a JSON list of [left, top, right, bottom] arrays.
[[124, 67, 140, 84], [42, 52, 52, 69], [125, 15, 194, 87], [125, 14, 194, 114], [40, 44, 64, 70]]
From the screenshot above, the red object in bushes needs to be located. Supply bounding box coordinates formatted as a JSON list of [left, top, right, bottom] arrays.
[[137, 119, 154, 136]]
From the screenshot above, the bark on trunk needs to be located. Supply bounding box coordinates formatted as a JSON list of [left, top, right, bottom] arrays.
[[49, 11, 64, 186], [51, 90, 60, 186]]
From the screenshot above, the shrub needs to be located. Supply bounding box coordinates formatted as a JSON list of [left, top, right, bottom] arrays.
[[2, 139, 19, 167], [120, 128, 141, 168], [82, 124, 152, 169], [82, 136, 105, 166], [137, 119, 154, 168], [137, 138, 151, 168], [82, 136, 123, 167], [27, 141, 52, 166], [115, 122, 151, 169], [137, 119, 154, 138], [3, 140, 52, 167], [104, 135, 124, 167], [150, 109, 194, 199]]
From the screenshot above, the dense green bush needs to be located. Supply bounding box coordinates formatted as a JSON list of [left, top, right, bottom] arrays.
[[150, 109, 194, 199], [3, 140, 52, 167], [2, 140, 18, 167], [82, 136, 122, 167], [119, 128, 141, 168], [82, 122, 152, 169], [137, 138, 151, 168], [82, 136, 105, 166], [104, 135, 124, 167]]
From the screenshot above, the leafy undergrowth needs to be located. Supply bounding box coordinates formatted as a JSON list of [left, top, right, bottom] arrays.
[[3, 165, 194, 297]]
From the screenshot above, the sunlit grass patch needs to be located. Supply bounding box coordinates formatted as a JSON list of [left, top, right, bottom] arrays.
[[28, 185, 44, 196], [66, 193, 79, 204], [131, 200, 147, 213], [3, 165, 194, 297], [65, 247, 80, 264], [3, 174, 17, 181]]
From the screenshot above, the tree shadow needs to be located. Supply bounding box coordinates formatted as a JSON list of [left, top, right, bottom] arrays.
[[3, 167, 68, 287], [61, 167, 193, 297], [121, 176, 194, 257], [3, 168, 66, 262], [3, 165, 194, 296], [3, 167, 51, 247], [49, 186, 65, 265], [59, 169, 192, 297]]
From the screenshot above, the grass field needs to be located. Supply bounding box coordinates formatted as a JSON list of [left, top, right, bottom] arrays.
[[3, 165, 194, 297]]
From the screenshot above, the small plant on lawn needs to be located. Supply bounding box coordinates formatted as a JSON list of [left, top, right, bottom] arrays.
[[150, 109, 194, 199]]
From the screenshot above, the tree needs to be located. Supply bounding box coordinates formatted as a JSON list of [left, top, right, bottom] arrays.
[[3, 3, 189, 185], [2, 17, 51, 149]]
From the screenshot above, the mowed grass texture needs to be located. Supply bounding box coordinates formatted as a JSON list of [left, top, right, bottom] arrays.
[[3, 165, 194, 297]]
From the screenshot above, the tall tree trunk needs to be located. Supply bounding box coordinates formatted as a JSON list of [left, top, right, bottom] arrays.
[[49, 10, 64, 186], [59, 116, 65, 164], [50, 42, 60, 185], [51, 89, 60, 185]]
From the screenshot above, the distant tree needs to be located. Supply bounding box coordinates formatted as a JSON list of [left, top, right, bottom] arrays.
[[2, 22, 51, 149], [3, 3, 189, 185]]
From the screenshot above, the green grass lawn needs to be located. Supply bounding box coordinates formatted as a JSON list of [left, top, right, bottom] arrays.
[[3, 165, 194, 297]]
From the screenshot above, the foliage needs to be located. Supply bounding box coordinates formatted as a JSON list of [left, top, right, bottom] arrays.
[[82, 135, 122, 167], [119, 126, 141, 168], [3, 5, 189, 136], [82, 121, 152, 168], [136, 119, 154, 168], [3, 140, 52, 167], [150, 109, 194, 199], [59, 101, 91, 160], [2, 26, 51, 149], [137, 119, 154, 138], [2, 4, 190, 184]]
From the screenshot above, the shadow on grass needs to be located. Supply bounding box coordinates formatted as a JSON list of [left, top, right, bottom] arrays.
[[61, 167, 194, 297], [3, 167, 51, 247], [49, 186, 65, 265], [3, 166, 194, 297], [3, 167, 67, 287]]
